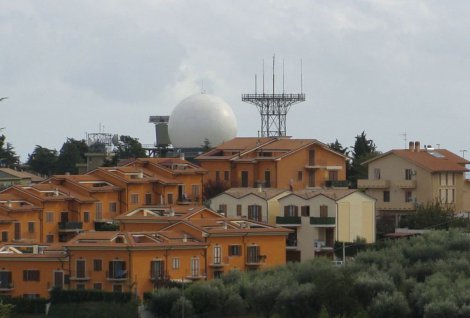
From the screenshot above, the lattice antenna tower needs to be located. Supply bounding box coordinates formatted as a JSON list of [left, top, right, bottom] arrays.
[[242, 56, 305, 137]]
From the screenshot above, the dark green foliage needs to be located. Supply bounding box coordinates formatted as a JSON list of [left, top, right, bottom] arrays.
[[47, 301, 138, 318], [0, 135, 19, 168], [327, 139, 349, 156], [369, 291, 410, 318], [400, 201, 458, 230], [203, 179, 230, 203], [349, 131, 380, 188], [55, 138, 88, 174], [275, 283, 318, 318], [147, 287, 181, 318], [0, 296, 47, 314], [49, 288, 132, 304], [185, 280, 227, 317], [170, 296, 194, 318], [27, 145, 58, 176], [115, 135, 147, 160]]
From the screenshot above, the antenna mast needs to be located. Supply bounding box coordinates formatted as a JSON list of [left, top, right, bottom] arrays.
[[242, 57, 305, 137]]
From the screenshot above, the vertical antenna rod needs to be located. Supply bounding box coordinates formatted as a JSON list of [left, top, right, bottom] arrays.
[[300, 59, 303, 94], [282, 59, 285, 94], [255, 74, 257, 94], [272, 55, 275, 95], [262, 59, 265, 94]]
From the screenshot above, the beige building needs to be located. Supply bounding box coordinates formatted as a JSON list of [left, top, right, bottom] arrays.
[[358, 141, 469, 223], [277, 189, 375, 262], [209, 188, 289, 224]]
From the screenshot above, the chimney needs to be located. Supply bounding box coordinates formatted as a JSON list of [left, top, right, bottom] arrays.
[[408, 141, 415, 152], [180, 153, 185, 160], [182, 234, 188, 243], [415, 141, 421, 152]]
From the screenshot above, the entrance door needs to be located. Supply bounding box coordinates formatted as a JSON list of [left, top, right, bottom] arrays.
[[54, 271, 64, 288]]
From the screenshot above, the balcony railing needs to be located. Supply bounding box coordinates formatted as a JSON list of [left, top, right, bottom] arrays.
[[357, 179, 390, 189], [106, 270, 128, 281], [185, 271, 206, 280], [376, 202, 416, 211], [246, 255, 266, 266], [395, 180, 417, 189], [310, 217, 336, 226], [58, 222, 83, 231], [0, 282, 14, 291], [276, 216, 301, 225], [69, 271, 91, 281], [208, 256, 229, 267], [325, 180, 349, 188]]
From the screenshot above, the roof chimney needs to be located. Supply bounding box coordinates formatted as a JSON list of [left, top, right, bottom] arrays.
[[408, 141, 415, 152], [180, 153, 185, 160], [415, 141, 421, 152]]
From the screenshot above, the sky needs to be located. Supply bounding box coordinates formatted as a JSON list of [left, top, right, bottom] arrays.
[[1, 0, 470, 162]]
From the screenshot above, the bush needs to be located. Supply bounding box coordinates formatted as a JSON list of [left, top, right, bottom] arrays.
[[147, 288, 181, 318], [369, 291, 410, 318], [0, 296, 47, 314], [49, 288, 132, 304]]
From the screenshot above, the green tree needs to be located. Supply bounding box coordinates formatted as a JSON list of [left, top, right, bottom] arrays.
[[349, 131, 380, 188], [27, 145, 58, 176], [201, 138, 212, 152], [327, 139, 349, 156], [55, 138, 88, 174], [369, 291, 410, 318], [203, 179, 230, 204], [0, 135, 19, 168], [0, 300, 14, 318], [399, 201, 457, 230], [148, 287, 181, 318]]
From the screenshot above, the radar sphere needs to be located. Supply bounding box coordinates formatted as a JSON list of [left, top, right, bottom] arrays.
[[168, 94, 237, 148]]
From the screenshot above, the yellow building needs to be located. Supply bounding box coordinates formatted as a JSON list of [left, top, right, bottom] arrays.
[[358, 141, 469, 224]]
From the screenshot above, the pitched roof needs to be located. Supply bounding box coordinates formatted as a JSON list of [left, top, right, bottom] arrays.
[[283, 189, 359, 201], [0, 168, 44, 182], [363, 149, 469, 172], [217, 187, 290, 200]]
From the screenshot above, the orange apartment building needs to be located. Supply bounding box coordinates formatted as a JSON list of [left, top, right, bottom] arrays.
[[196, 137, 348, 191], [0, 207, 290, 299]]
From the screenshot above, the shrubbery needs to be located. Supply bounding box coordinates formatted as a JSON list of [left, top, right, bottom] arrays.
[[50, 288, 132, 304]]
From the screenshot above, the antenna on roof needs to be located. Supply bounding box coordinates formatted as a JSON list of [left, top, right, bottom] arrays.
[[262, 59, 265, 94], [254, 74, 257, 94], [272, 54, 275, 94], [460, 149, 467, 159], [282, 58, 285, 94], [400, 131, 408, 149], [300, 59, 303, 94]]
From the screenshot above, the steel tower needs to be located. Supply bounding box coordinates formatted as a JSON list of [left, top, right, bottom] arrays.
[[242, 57, 305, 137]]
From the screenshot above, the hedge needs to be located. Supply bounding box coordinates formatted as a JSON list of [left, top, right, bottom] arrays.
[[50, 288, 132, 304], [0, 296, 48, 314]]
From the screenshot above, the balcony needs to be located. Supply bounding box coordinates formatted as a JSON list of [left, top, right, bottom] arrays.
[[276, 216, 301, 225], [58, 222, 83, 232], [357, 179, 390, 189], [325, 180, 349, 188], [0, 282, 14, 291], [246, 255, 266, 267], [377, 202, 416, 211], [310, 217, 336, 227], [69, 271, 91, 281], [208, 256, 229, 268], [395, 180, 417, 189], [185, 271, 206, 280], [106, 270, 128, 281]]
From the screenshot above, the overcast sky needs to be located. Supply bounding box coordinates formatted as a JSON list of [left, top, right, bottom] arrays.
[[1, 1, 470, 162]]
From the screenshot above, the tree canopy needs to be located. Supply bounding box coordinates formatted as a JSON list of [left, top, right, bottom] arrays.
[[27, 146, 58, 176], [55, 138, 88, 174], [0, 134, 19, 168], [349, 131, 380, 188]]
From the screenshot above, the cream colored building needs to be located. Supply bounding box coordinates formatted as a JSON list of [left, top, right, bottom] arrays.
[[358, 141, 469, 223], [277, 189, 375, 262], [210, 188, 289, 224]]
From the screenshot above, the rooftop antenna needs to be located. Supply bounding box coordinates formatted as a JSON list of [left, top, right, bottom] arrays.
[[242, 57, 305, 137], [400, 131, 408, 149], [282, 58, 285, 94], [254, 74, 257, 94], [460, 149, 467, 159], [300, 59, 303, 94]]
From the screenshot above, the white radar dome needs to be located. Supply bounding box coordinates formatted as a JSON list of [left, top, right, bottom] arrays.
[[168, 93, 237, 148]]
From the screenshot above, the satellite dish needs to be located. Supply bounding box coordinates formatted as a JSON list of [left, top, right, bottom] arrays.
[[111, 134, 119, 146]]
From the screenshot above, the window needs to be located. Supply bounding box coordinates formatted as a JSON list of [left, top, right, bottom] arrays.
[[328, 170, 338, 181], [405, 191, 413, 203], [109, 202, 117, 213], [45, 212, 54, 223], [0, 271, 12, 288], [130, 194, 139, 204], [76, 260, 86, 279], [320, 205, 328, 218], [28, 222, 35, 234], [264, 170, 271, 187], [23, 270, 40, 281], [145, 194, 152, 205], [247, 246, 260, 263], [214, 270, 223, 279], [172, 258, 180, 270], [53, 271, 64, 289], [308, 149, 315, 165], [108, 261, 127, 279], [215, 171, 220, 182], [373, 168, 381, 180], [224, 171, 230, 182], [284, 205, 298, 217], [241, 171, 249, 187], [405, 169, 413, 180], [14, 223, 20, 241], [46, 234, 54, 243], [167, 193, 174, 204], [1, 231, 7, 242], [213, 245, 222, 264], [190, 258, 200, 277], [219, 204, 227, 215], [229, 245, 241, 256], [236, 204, 242, 217], [83, 211, 90, 223], [301, 206, 310, 217], [150, 260, 165, 279], [297, 171, 303, 182], [93, 283, 102, 290], [383, 191, 390, 202], [192, 185, 200, 201], [308, 170, 315, 187], [60, 211, 69, 223], [93, 259, 102, 272], [248, 205, 262, 221], [95, 203, 103, 220]]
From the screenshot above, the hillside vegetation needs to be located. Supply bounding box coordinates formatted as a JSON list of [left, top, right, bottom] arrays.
[[147, 230, 470, 318]]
